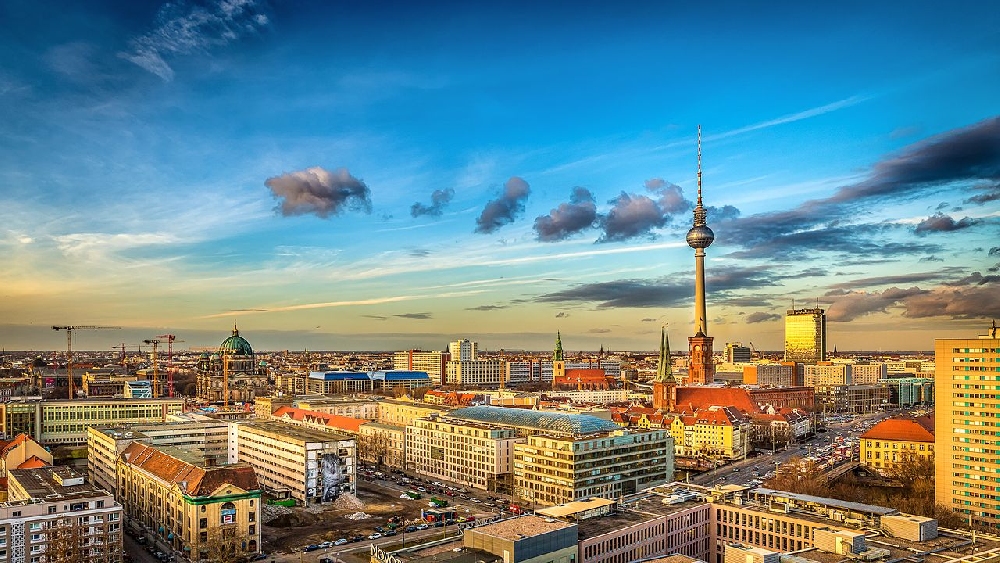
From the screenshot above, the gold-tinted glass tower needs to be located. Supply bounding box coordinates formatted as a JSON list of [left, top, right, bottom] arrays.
[[935, 323, 1000, 528], [686, 126, 715, 385], [784, 307, 827, 364]]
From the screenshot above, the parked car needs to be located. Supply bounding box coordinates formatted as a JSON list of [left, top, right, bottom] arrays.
[[304, 545, 320, 552], [368, 533, 382, 540], [335, 538, 348, 546]]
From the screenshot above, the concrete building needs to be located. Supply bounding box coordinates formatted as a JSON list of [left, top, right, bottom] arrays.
[[358, 422, 407, 468], [860, 416, 934, 475], [236, 421, 356, 504], [2, 466, 123, 563], [885, 377, 934, 406], [446, 360, 507, 387], [934, 325, 1000, 529], [307, 371, 431, 394], [784, 308, 827, 364], [815, 384, 890, 413], [725, 343, 752, 364], [449, 406, 673, 506], [87, 420, 230, 496], [405, 415, 522, 491], [0, 397, 184, 445], [393, 350, 450, 386], [117, 442, 261, 560], [850, 362, 888, 385], [0, 434, 51, 480], [292, 396, 379, 420], [463, 515, 578, 563], [742, 363, 797, 387], [803, 363, 852, 387], [450, 339, 478, 362], [376, 399, 452, 427]]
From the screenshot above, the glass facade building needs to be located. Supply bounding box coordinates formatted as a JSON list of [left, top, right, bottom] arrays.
[[784, 308, 827, 364]]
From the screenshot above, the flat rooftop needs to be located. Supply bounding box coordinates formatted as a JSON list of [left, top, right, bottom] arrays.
[[577, 509, 657, 540], [241, 420, 351, 442], [7, 466, 112, 501], [473, 515, 575, 541]]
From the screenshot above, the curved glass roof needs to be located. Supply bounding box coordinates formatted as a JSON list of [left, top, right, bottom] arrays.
[[450, 406, 620, 436]]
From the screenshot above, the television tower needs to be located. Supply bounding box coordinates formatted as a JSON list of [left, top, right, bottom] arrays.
[[685, 126, 716, 385]]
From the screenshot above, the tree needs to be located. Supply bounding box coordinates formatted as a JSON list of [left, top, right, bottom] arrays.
[[886, 450, 934, 488], [202, 526, 255, 563], [357, 431, 393, 468], [763, 457, 828, 496], [45, 518, 84, 563]]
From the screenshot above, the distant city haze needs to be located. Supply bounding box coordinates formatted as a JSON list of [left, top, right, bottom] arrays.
[[0, 2, 997, 352]]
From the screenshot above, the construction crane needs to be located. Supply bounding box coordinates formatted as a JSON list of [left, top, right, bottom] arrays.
[[157, 334, 185, 398], [52, 325, 120, 399], [142, 339, 164, 397]]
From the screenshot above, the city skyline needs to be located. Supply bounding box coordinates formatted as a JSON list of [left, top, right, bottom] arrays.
[[1, 1, 998, 352]]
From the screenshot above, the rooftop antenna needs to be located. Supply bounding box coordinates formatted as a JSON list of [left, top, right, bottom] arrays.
[[697, 124, 703, 206]]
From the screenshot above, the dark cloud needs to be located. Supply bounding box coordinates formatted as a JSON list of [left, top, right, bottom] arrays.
[[707, 205, 741, 221], [409, 249, 431, 257], [533, 187, 598, 241], [395, 312, 433, 320], [466, 305, 508, 311], [990, 247, 1000, 256], [824, 270, 1000, 321], [599, 192, 667, 242], [266, 167, 372, 218], [825, 286, 928, 321], [588, 328, 611, 334], [828, 270, 955, 291], [725, 117, 1000, 257], [745, 312, 781, 324], [475, 177, 530, 234], [919, 255, 944, 262], [411, 188, 455, 218], [965, 183, 1000, 205], [362, 315, 388, 321], [555, 312, 569, 318], [536, 266, 787, 308], [913, 213, 982, 235], [934, 202, 950, 211], [640, 318, 658, 322], [644, 178, 692, 214], [946, 272, 1000, 286]]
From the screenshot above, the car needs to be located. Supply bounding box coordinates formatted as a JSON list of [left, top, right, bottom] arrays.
[[251, 555, 269, 562], [405, 526, 417, 533], [368, 533, 382, 540], [304, 545, 320, 552], [385, 530, 397, 536], [374, 526, 385, 533], [417, 524, 429, 530], [335, 539, 348, 546], [318, 541, 333, 548], [352, 535, 365, 542], [434, 521, 444, 527]]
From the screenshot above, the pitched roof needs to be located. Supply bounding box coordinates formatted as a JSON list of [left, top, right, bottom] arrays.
[[273, 406, 367, 433], [16, 455, 50, 470], [121, 442, 259, 497], [860, 417, 935, 442], [674, 387, 759, 414]]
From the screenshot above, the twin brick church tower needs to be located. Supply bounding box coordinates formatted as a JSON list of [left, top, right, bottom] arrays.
[[653, 125, 716, 411]]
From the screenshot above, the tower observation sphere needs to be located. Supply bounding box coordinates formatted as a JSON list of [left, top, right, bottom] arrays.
[[686, 224, 715, 249]]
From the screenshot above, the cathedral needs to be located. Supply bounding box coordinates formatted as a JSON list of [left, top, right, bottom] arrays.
[[196, 324, 270, 404]]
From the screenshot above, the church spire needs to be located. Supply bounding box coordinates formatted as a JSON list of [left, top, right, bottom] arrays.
[[656, 327, 675, 383], [233, 320, 239, 337], [554, 331, 564, 361]]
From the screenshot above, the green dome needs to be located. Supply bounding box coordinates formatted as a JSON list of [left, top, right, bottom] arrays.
[[220, 325, 254, 356]]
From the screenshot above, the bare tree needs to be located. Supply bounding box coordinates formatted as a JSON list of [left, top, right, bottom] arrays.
[[45, 518, 83, 563], [202, 526, 254, 563], [357, 431, 393, 468]]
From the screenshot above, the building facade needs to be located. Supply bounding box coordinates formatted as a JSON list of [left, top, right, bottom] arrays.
[[236, 421, 356, 504], [934, 327, 1000, 528], [405, 415, 521, 491], [0, 398, 184, 446], [2, 466, 123, 563], [860, 416, 934, 475], [784, 308, 827, 364], [117, 442, 261, 560], [392, 350, 449, 386]]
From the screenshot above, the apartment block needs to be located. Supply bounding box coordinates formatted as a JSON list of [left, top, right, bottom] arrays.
[[803, 363, 852, 387], [1, 466, 123, 563], [236, 421, 356, 504], [934, 328, 1000, 528], [393, 350, 449, 386], [0, 398, 184, 445]]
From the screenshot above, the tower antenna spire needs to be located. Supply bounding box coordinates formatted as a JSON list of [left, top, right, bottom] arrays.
[[697, 124, 703, 206]]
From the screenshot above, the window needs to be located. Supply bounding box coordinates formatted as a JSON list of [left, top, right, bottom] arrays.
[[200, 518, 207, 529]]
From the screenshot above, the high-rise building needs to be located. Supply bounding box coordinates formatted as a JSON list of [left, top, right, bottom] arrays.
[[449, 339, 478, 361], [725, 342, 752, 363], [784, 307, 827, 364], [392, 349, 449, 385], [934, 323, 1000, 528], [686, 126, 716, 385]]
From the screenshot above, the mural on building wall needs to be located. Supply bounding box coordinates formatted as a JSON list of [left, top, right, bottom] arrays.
[[320, 452, 347, 502]]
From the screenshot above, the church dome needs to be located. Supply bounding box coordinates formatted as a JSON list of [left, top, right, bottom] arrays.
[[220, 325, 254, 356]]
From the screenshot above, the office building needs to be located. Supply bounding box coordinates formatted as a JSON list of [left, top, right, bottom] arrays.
[[236, 421, 356, 503], [450, 339, 478, 361], [393, 350, 450, 385], [117, 442, 260, 560], [445, 359, 507, 387], [784, 308, 827, 364], [405, 415, 522, 491], [725, 343, 752, 363], [0, 397, 184, 446], [2, 466, 123, 563], [934, 325, 1000, 528], [803, 363, 851, 387], [742, 363, 797, 387], [463, 515, 578, 563], [851, 362, 888, 385]]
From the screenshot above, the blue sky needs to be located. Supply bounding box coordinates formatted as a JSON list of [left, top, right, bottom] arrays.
[[1, 0, 998, 352]]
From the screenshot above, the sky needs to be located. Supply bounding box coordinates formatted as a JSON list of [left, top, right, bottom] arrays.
[[0, 0, 998, 353]]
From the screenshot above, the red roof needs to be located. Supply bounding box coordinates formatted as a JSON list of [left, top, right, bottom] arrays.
[[16, 456, 50, 470], [860, 417, 935, 443], [674, 387, 758, 414], [273, 406, 366, 433], [121, 442, 259, 496]]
